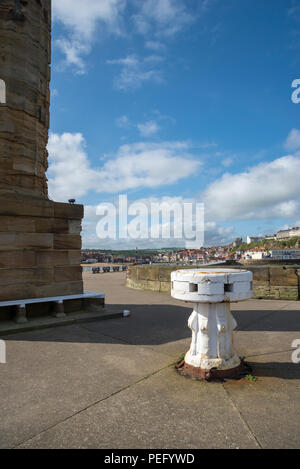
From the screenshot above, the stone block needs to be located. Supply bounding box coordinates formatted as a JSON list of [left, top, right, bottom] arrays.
[[248, 266, 269, 282], [0, 216, 35, 232], [136, 266, 146, 280], [269, 286, 299, 301], [0, 283, 38, 302], [16, 233, 53, 250], [253, 284, 270, 299], [83, 297, 105, 313], [159, 267, 173, 282], [126, 278, 148, 290], [34, 281, 84, 299], [35, 218, 69, 234], [64, 299, 83, 314], [269, 267, 298, 287], [0, 267, 53, 286], [0, 250, 36, 268], [53, 234, 82, 250], [145, 265, 160, 281], [0, 196, 53, 218], [54, 202, 84, 220], [54, 266, 82, 283], [147, 280, 161, 291], [160, 281, 171, 293], [0, 279, 84, 302], [36, 250, 69, 267], [127, 266, 137, 281], [68, 219, 82, 235], [68, 251, 82, 265]]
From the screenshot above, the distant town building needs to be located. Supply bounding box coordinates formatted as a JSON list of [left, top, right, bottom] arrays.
[[276, 227, 300, 240], [232, 237, 243, 248], [270, 249, 300, 260], [247, 236, 264, 244], [243, 250, 267, 260]]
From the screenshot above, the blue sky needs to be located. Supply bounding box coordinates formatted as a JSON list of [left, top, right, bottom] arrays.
[[48, 0, 300, 248]]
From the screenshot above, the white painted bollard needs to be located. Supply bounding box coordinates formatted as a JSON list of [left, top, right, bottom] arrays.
[[171, 268, 253, 380]]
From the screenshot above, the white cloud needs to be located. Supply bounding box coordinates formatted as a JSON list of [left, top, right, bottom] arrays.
[[53, 0, 126, 73], [203, 154, 300, 221], [52, 0, 215, 74], [115, 113, 172, 136], [55, 38, 90, 74], [47, 133, 97, 201], [131, 0, 194, 37], [82, 197, 233, 249], [284, 129, 300, 151], [107, 54, 164, 90], [145, 41, 166, 51], [137, 120, 160, 137], [47, 133, 201, 201], [204, 221, 235, 246], [53, 0, 125, 39], [221, 157, 233, 167], [50, 88, 59, 98], [115, 115, 130, 128]]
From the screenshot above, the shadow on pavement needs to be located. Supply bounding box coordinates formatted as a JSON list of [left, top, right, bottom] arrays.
[[232, 308, 300, 332], [2, 303, 300, 380], [248, 362, 300, 380]]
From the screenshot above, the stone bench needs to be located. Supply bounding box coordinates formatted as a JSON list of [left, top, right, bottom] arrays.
[[0, 291, 105, 324]]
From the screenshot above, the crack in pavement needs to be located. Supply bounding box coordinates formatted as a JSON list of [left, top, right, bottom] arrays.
[[222, 384, 263, 449], [13, 362, 174, 449], [245, 348, 294, 359]]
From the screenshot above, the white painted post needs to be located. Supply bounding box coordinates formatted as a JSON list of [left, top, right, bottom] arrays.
[[0, 79, 6, 104], [14, 304, 27, 324], [171, 268, 253, 379], [0, 340, 6, 364], [53, 300, 66, 318]]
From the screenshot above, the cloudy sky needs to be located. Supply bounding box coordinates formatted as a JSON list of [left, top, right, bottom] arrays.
[[48, 0, 300, 249]]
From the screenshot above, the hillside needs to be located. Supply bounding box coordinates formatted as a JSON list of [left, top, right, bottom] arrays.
[[231, 237, 300, 253]]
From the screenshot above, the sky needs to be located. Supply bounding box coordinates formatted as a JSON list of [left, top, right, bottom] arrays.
[[48, 0, 300, 249]]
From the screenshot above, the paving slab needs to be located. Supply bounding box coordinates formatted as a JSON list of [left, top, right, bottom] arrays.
[[0, 272, 299, 449], [17, 367, 260, 449], [233, 301, 300, 357], [81, 304, 191, 359], [0, 324, 172, 449], [224, 351, 300, 449]]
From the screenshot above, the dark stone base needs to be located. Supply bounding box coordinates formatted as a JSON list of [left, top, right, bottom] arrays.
[[175, 359, 252, 382], [0, 194, 84, 304]]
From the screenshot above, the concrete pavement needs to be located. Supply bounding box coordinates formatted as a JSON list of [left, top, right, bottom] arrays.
[[0, 271, 299, 448]]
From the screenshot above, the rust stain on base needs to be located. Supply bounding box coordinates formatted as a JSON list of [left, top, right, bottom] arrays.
[[175, 359, 251, 382]]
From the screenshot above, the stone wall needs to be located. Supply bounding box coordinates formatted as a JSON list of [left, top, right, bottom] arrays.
[[0, 196, 83, 303], [0, 0, 51, 198], [126, 264, 300, 301], [0, 0, 85, 308]]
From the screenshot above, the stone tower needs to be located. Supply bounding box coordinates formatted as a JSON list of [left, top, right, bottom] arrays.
[[0, 0, 84, 304]]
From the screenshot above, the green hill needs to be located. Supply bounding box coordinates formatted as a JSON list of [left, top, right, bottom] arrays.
[[231, 237, 300, 253]]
